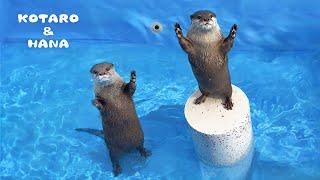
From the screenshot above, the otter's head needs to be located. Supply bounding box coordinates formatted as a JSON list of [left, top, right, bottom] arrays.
[[190, 10, 219, 31], [90, 62, 116, 86]]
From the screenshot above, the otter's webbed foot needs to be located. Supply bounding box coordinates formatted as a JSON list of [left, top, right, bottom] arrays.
[[109, 149, 122, 176], [112, 164, 122, 177], [137, 146, 152, 158], [223, 97, 233, 110], [194, 94, 207, 104]]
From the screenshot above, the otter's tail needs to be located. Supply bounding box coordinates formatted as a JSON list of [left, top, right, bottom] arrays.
[[75, 128, 104, 139]]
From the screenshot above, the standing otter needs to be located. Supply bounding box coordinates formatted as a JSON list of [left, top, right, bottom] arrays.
[[175, 10, 237, 110], [85, 62, 151, 176]]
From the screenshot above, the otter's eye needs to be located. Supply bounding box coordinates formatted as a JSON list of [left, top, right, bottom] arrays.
[[210, 14, 213, 18], [197, 16, 201, 19], [93, 70, 98, 74]]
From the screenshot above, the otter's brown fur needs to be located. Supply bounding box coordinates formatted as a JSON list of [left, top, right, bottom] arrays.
[[90, 62, 151, 176], [175, 10, 237, 110]]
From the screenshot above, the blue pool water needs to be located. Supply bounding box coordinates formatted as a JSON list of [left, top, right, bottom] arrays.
[[1, 0, 320, 179], [1, 42, 319, 179]]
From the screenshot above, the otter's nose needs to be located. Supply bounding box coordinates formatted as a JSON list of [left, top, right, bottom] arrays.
[[203, 18, 210, 22]]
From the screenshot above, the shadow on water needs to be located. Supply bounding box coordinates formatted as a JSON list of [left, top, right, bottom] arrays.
[[76, 104, 318, 179], [76, 105, 202, 178]]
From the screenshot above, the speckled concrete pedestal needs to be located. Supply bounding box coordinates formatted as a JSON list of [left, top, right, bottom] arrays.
[[199, 145, 254, 180], [184, 85, 253, 166]]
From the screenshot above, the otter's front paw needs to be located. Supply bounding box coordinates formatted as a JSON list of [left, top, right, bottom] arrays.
[[92, 99, 100, 107], [230, 24, 237, 38], [92, 97, 104, 109], [130, 70, 136, 83], [174, 23, 183, 38]]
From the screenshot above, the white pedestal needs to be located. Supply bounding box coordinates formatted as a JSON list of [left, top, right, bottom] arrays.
[[184, 85, 253, 166], [199, 145, 254, 180]]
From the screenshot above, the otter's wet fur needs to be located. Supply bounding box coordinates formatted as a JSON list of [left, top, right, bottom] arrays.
[[78, 62, 151, 176], [175, 10, 238, 110]]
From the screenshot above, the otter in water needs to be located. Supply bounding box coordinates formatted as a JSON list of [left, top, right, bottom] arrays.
[[174, 10, 237, 110], [78, 62, 151, 176]]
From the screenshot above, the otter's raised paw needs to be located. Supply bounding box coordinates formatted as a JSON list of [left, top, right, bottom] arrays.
[[222, 98, 233, 110], [230, 24, 237, 38], [113, 164, 122, 177], [138, 147, 152, 158], [175, 23, 181, 30], [174, 23, 182, 37], [130, 70, 136, 82], [194, 94, 207, 104]]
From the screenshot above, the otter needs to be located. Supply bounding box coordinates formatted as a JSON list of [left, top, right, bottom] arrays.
[[79, 62, 151, 176], [174, 10, 237, 110]]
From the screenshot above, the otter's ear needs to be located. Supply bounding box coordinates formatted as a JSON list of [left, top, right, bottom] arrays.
[[109, 64, 115, 71], [190, 14, 194, 20], [90, 66, 94, 73], [212, 13, 216, 18]]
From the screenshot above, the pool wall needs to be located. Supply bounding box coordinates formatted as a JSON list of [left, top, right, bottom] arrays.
[[1, 0, 319, 50]]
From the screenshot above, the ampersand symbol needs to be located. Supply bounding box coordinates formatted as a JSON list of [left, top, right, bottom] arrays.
[[43, 27, 54, 36]]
